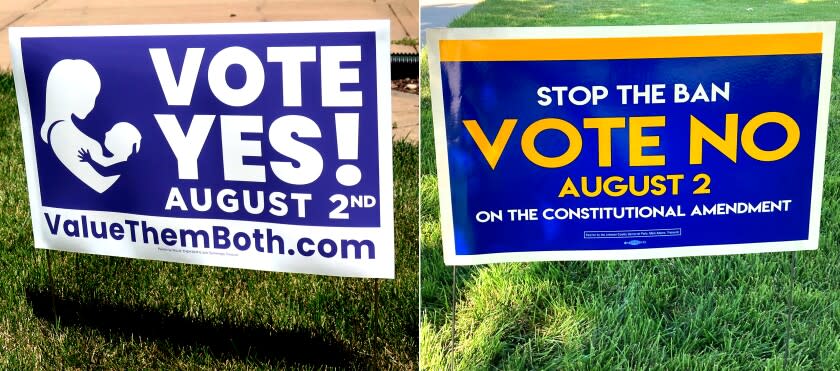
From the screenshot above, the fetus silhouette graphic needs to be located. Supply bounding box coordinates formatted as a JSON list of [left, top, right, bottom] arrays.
[[40, 59, 142, 193]]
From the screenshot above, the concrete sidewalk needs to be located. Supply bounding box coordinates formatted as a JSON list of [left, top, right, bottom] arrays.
[[420, 0, 481, 47], [1, 0, 418, 69], [0, 0, 418, 142]]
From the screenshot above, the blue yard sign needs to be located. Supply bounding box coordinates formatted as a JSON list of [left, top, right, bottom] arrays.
[[427, 23, 835, 265], [10, 21, 394, 278]]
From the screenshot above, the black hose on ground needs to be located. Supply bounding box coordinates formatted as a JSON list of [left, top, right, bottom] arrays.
[[391, 53, 419, 80]]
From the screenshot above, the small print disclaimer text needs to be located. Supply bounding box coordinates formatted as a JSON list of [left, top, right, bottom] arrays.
[[584, 228, 682, 239]]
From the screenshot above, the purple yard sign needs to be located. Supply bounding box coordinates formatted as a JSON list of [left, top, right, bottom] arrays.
[[10, 20, 394, 278]]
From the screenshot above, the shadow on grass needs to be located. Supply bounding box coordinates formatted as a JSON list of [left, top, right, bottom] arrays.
[[25, 287, 365, 368]]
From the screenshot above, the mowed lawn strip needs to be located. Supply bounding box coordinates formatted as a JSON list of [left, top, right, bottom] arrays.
[[421, 1, 840, 369], [0, 73, 418, 370]]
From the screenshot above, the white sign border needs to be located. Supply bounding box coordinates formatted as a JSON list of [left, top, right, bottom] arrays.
[[427, 22, 835, 266], [10, 20, 395, 278]]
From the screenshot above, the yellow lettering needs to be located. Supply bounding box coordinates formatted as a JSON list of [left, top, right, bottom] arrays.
[[629, 176, 649, 196], [650, 175, 667, 196], [583, 117, 625, 167], [558, 177, 580, 197], [741, 112, 800, 162], [463, 119, 517, 169], [603, 176, 627, 196], [689, 114, 738, 164], [629, 116, 665, 166], [666, 174, 684, 195], [581, 176, 602, 197], [521, 118, 582, 168]]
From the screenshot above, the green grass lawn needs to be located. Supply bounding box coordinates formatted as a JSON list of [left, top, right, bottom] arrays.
[[0, 73, 418, 369], [420, 1, 840, 369]]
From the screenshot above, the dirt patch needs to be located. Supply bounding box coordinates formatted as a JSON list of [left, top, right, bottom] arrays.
[[392, 78, 418, 95]]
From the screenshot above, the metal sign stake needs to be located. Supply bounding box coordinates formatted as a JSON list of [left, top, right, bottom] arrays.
[[450, 265, 457, 371], [45, 249, 57, 322], [374, 278, 381, 332], [784, 250, 797, 368]]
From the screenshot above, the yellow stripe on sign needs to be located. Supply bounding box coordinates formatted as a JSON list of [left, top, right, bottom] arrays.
[[439, 33, 823, 62]]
